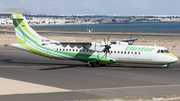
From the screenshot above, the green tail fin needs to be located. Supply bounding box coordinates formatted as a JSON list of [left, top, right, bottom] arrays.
[[11, 14, 44, 44]]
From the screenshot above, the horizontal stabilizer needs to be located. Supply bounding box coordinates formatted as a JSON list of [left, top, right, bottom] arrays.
[[11, 14, 24, 20]]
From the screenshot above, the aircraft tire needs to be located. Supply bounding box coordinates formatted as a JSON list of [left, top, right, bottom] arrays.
[[87, 62, 95, 67], [163, 65, 169, 69]]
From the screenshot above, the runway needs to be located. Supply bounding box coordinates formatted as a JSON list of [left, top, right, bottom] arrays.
[[0, 47, 180, 101]]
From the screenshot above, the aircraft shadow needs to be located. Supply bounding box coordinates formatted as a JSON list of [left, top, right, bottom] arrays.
[[0, 59, 170, 70], [0, 59, 82, 66]]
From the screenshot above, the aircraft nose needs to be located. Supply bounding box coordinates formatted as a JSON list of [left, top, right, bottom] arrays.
[[170, 56, 178, 63], [174, 57, 178, 62], [164, 53, 178, 63]]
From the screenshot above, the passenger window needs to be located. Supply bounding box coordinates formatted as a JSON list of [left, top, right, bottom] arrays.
[[138, 52, 140, 55], [111, 51, 113, 53], [73, 49, 74, 52], [114, 51, 116, 54], [131, 52, 133, 54], [121, 51, 123, 54], [76, 49, 78, 52], [63, 49, 65, 51], [57, 48, 58, 51], [60, 48, 61, 51], [124, 51, 126, 54], [128, 52, 130, 54], [66, 49, 68, 51], [118, 51, 120, 54], [135, 52, 137, 54]]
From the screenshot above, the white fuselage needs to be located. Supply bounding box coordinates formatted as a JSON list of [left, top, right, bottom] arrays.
[[45, 43, 178, 65]]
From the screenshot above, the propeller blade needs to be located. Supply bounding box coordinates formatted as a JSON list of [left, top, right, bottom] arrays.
[[104, 38, 106, 45], [108, 34, 110, 43], [101, 51, 107, 59], [105, 50, 108, 59], [97, 52, 100, 60], [108, 49, 111, 56], [130, 33, 132, 39]]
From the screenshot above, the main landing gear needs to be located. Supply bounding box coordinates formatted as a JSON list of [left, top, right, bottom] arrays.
[[87, 61, 106, 67], [87, 62, 96, 67]]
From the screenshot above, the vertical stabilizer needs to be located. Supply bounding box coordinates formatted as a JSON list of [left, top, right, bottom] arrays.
[[11, 14, 44, 44]]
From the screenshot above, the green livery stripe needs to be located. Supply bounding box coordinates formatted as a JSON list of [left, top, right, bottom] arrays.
[[11, 14, 14, 19], [14, 20, 37, 43], [162, 53, 178, 59], [14, 20, 39, 44], [15, 19, 39, 40], [13, 14, 38, 40], [17, 37, 66, 60]]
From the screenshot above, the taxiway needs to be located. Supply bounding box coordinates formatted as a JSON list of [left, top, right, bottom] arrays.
[[0, 47, 180, 101]]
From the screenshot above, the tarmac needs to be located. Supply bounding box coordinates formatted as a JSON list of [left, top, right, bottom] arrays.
[[0, 47, 180, 101]]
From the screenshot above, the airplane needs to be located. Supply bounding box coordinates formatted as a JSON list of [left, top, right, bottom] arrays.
[[11, 14, 178, 68]]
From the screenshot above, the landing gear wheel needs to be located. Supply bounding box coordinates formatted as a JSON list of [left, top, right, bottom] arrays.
[[87, 62, 95, 67], [163, 64, 169, 69]]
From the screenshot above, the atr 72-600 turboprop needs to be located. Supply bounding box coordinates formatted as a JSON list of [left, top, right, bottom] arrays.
[[11, 14, 178, 68]]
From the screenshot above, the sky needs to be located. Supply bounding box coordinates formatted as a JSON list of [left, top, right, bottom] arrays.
[[0, 0, 180, 15]]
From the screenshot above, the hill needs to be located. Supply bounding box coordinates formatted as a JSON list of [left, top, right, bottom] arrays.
[[1, 8, 33, 14]]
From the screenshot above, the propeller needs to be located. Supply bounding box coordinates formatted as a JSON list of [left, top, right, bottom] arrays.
[[97, 35, 112, 60], [101, 34, 112, 59]]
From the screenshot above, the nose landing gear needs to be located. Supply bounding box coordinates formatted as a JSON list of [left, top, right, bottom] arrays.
[[163, 64, 169, 69]]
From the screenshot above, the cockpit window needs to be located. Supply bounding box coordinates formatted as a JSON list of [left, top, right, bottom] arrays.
[[161, 50, 164, 53], [164, 50, 169, 53], [157, 50, 160, 53], [157, 49, 169, 53]]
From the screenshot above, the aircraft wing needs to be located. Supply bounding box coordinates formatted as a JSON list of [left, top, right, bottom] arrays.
[[110, 38, 138, 45], [111, 38, 138, 43], [56, 42, 91, 45], [50, 42, 92, 48], [120, 38, 138, 42], [50, 38, 138, 50], [50, 42, 91, 45], [50, 39, 138, 45]]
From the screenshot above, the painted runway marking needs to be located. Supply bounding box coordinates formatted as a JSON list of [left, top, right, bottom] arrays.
[[73, 84, 180, 92], [0, 77, 71, 95], [1, 66, 23, 67], [0, 65, 69, 68]]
